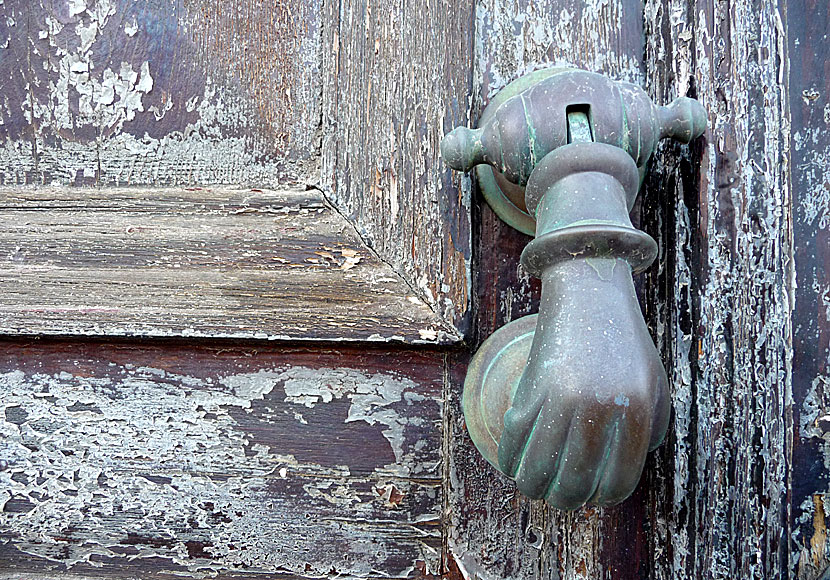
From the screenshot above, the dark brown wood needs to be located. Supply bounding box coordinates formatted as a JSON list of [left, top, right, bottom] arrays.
[[320, 0, 475, 332], [0, 186, 459, 344], [643, 0, 796, 578], [447, 1, 821, 578], [0, 340, 445, 579], [2, 1, 827, 579], [788, 1, 830, 578]]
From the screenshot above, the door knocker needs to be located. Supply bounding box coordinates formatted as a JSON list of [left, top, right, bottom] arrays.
[[442, 67, 706, 510]]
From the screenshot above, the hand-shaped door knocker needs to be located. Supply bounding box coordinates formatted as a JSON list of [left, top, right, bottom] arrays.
[[441, 68, 706, 510]]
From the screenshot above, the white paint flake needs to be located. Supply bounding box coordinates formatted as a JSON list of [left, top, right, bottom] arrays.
[[124, 17, 138, 37]]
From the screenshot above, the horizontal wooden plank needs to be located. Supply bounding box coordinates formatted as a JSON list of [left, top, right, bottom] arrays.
[[0, 186, 461, 344], [0, 341, 445, 579]]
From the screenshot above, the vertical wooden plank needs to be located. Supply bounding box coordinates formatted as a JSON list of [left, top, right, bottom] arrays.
[[643, 0, 793, 578], [641, 4, 700, 579], [320, 0, 475, 332], [446, 2, 649, 579], [788, 1, 830, 578]]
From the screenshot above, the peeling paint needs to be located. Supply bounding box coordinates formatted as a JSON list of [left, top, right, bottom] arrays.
[[793, 129, 830, 230], [643, 0, 795, 578], [474, 0, 643, 107], [0, 0, 320, 186], [222, 366, 436, 477], [0, 362, 441, 577]]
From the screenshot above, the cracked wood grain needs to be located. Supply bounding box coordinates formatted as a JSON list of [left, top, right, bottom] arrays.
[[0, 185, 460, 344], [0, 0, 471, 335], [0, 0, 319, 186], [320, 0, 475, 333], [644, 0, 801, 578], [448, 1, 823, 579], [2, 1, 828, 579]]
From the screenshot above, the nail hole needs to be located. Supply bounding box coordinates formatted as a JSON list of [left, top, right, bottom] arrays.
[[526, 526, 544, 549]]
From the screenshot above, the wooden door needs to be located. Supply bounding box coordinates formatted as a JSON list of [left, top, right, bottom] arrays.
[[0, 1, 828, 579]]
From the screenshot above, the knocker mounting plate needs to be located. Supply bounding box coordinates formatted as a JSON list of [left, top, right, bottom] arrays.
[[462, 314, 536, 469]]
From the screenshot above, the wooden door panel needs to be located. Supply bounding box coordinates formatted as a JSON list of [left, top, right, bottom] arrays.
[[2, 0, 828, 578], [447, 0, 827, 578], [0, 341, 445, 578], [0, 0, 473, 334], [0, 0, 320, 186]]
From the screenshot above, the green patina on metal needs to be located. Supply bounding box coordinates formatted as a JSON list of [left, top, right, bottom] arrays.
[[441, 66, 706, 510], [566, 110, 593, 143], [441, 68, 706, 236], [472, 67, 564, 235], [462, 315, 536, 469]]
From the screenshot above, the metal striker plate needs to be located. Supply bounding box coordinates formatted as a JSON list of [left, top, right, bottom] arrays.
[[462, 314, 537, 468], [475, 68, 566, 236]]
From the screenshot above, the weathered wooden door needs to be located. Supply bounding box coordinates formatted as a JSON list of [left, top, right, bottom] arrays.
[[0, 1, 827, 579]]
